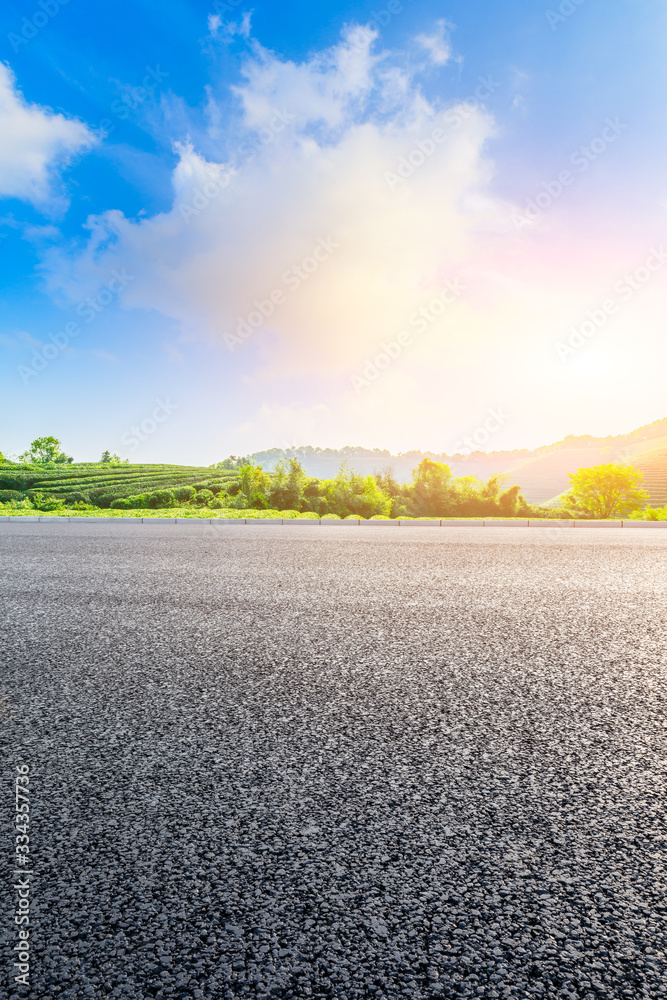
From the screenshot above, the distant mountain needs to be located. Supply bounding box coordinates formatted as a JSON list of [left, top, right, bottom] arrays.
[[250, 418, 667, 505]]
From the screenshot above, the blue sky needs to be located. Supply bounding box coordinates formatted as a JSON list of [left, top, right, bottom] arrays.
[[1, 0, 666, 463]]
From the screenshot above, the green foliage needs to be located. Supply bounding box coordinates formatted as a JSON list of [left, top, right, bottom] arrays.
[[237, 464, 271, 506], [320, 463, 392, 519], [19, 436, 74, 465], [411, 458, 454, 516], [566, 463, 649, 519], [63, 492, 90, 506], [211, 455, 254, 470], [173, 485, 196, 503], [269, 459, 308, 511], [28, 492, 66, 512], [5, 453, 648, 521], [100, 451, 129, 465], [145, 489, 176, 509], [629, 504, 667, 521]]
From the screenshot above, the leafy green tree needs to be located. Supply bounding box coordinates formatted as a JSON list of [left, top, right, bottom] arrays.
[[238, 464, 271, 505], [100, 451, 128, 465], [497, 484, 523, 516], [566, 463, 649, 519], [269, 458, 307, 511], [211, 455, 253, 470], [411, 459, 454, 516], [19, 436, 73, 464], [322, 463, 391, 518]]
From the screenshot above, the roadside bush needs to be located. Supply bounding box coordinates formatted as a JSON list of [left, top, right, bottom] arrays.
[[145, 489, 176, 509], [0, 490, 22, 502], [64, 492, 90, 505], [195, 489, 214, 506], [28, 492, 65, 512], [630, 505, 667, 521], [173, 485, 196, 503]]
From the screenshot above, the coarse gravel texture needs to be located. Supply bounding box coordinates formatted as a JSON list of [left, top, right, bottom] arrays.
[[1, 522, 666, 1000]]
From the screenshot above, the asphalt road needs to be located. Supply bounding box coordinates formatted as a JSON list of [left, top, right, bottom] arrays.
[[1, 523, 666, 1000]]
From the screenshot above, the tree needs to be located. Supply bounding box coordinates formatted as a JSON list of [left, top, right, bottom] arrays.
[[19, 437, 73, 464], [322, 463, 391, 519], [497, 484, 523, 516], [100, 451, 128, 465], [269, 458, 307, 511], [566, 463, 649, 519], [238, 464, 271, 506], [211, 455, 253, 470], [411, 458, 454, 516]]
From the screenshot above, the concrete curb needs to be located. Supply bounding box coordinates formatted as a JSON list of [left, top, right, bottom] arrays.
[[2, 517, 667, 528]]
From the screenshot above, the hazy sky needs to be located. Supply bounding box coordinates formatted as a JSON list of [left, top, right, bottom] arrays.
[[1, 0, 666, 463]]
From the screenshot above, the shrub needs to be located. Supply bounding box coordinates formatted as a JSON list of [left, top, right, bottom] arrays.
[[28, 492, 65, 512], [195, 489, 214, 506], [110, 498, 133, 510], [0, 490, 22, 502], [321, 513, 340, 519], [145, 489, 176, 509], [173, 485, 196, 503], [64, 492, 90, 506], [630, 505, 667, 521]]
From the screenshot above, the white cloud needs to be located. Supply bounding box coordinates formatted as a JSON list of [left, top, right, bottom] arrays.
[[0, 62, 95, 208], [37, 25, 667, 453], [415, 20, 453, 67], [43, 25, 511, 381], [209, 10, 252, 41], [208, 14, 222, 36], [238, 12, 253, 39]]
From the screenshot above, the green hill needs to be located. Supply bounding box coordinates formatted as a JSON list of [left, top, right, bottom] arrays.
[[0, 464, 239, 507]]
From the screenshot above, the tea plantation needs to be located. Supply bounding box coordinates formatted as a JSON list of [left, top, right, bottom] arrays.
[[0, 464, 240, 509]]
